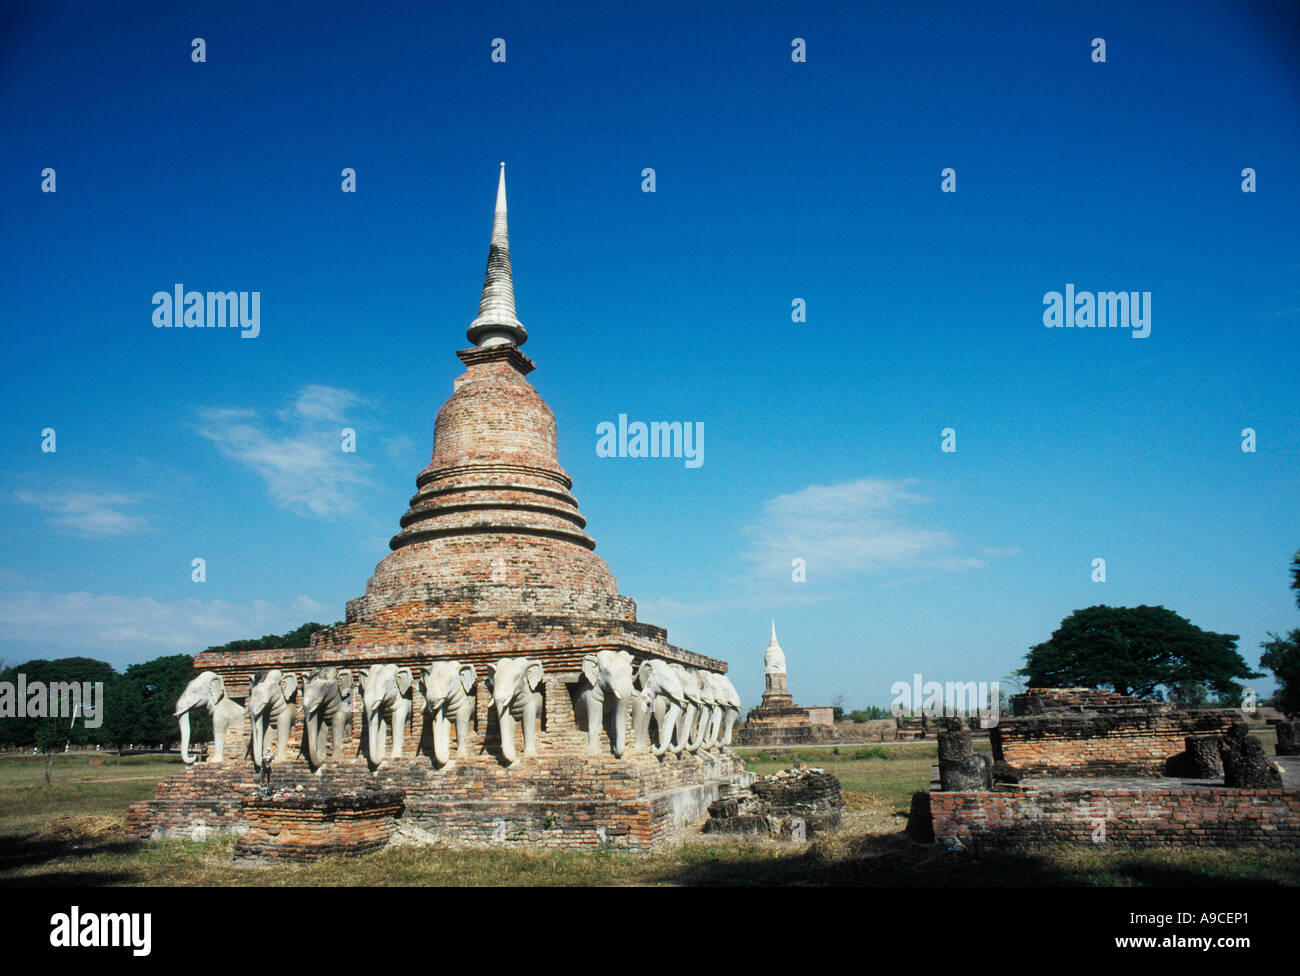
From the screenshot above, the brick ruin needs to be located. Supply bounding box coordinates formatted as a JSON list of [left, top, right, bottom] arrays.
[[921, 688, 1299, 848], [128, 164, 750, 856], [990, 687, 1237, 777]]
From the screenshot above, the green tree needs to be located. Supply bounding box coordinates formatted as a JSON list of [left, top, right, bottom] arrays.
[[1258, 548, 1300, 717], [0, 657, 119, 748], [116, 654, 206, 747], [201, 621, 328, 654], [1019, 605, 1258, 700]]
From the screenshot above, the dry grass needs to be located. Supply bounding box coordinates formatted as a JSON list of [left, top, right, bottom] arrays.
[[0, 747, 1296, 886]]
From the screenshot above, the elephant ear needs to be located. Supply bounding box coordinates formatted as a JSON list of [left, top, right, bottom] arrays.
[[396, 668, 414, 696], [636, 660, 654, 689], [484, 662, 497, 691], [458, 664, 477, 695], [204, 673, 225, 707], [336, 670, 353, 695], [581, 654, 599, 687], [526, 660, 545, 691], [279, 673, 299, 701]]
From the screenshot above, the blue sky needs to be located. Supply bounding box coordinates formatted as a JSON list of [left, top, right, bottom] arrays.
[[1, 0, 1297, 711]]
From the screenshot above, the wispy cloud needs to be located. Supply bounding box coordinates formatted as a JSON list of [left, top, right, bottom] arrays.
[[741, 477, 990, 581], [0, 589, 332, 667], [196, 386, 372, 518], [13, 489, 150, 537]]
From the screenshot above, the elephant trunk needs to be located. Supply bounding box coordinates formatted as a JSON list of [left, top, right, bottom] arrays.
[[250, 711, 265, 769], [611, 696, 627, 758], [498, 709, 517, 765], [687, 705, 707, 751], [674, 704, 693, 754], [305, 709, 324, 766], [178, 710, 195, 764], [432, 711, 451, 766], [367, 712, 384, 766], [653, 701, 681, 756]]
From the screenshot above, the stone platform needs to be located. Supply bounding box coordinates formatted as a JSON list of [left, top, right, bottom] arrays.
[[128, 748, 748, 852]]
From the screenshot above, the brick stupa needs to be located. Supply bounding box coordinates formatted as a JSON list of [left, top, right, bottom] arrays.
[[128, 164, 747, 851]]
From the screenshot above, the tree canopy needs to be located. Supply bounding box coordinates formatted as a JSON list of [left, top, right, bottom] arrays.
[[0, 622, 333, 748], [1019, 604, 1258, 701], [1258, 548, 1300, 717]]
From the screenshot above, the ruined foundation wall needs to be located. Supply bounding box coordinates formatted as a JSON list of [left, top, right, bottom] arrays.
[[930, 785, 1300, 847], [992, 689, 1237, 776]]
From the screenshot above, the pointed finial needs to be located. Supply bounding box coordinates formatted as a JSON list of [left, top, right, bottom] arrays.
[[770, 619, 777, 643], [468, 162, 528, 348]]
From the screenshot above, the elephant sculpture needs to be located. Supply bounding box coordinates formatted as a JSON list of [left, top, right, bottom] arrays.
[[248, 669, 300, 770], [357, 664, 414, 767], [577, 650, 635, 757], [696, 671, 728, 749], [419, 661, 477, 767], [669, 664, 708, 753], [302, 667, 354, 767], [632, 659, 687, 756], [175, 670, 246, 763], [712, 673, 742, 746], [485, 657, 544, 766]]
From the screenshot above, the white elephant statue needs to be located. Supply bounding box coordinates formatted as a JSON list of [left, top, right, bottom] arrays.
[[357, 664, 414, 767], [485, 657, 544, 766], [248, 670, 299, 770], [174, 670, 245, 763], [577, 650, 635, 757], [696, 671, 729, 749], [669, 664, 708, 753], [420, 661, 477, 767], [632, 659, 687, 756], [712, 673, 742, 746], [301, 667, 353, 767]]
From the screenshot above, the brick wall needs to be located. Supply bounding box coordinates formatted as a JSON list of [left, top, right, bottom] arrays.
[[930, 785, 1300, 847], [993, 689, 1237, 776], [232, 791, 404, 862]]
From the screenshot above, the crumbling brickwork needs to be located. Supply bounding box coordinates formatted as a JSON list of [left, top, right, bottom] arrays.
[[232, 791, 404, 862], [991, 688, 1235, 776], [930, 784, 1300, 848]]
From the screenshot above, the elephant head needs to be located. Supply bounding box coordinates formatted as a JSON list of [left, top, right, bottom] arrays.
[[579, 650, 635, 757], [248, 670, 299, 770], [669, 664, 707, 753], [713, 673, 741, 746], [175, 670, 237, 764], [302, 667, 353, 767], [357, 664, 414, 768], [485, 657, 544, 766], [419, 661, 477, 767], [633, 659, 686, 756]]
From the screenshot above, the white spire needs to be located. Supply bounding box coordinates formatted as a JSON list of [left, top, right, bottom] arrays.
[[467, 162, 528, 348], [764, 620, 786, 675]]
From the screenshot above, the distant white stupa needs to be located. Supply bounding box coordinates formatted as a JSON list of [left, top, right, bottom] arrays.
[[763, 620, 787, 675]]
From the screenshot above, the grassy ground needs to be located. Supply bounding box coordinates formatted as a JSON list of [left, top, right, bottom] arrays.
[[0, 746, 1296, 886]]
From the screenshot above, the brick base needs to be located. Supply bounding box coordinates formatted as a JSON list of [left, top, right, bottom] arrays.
[[232, 791, 404, 862], [127, 749, 749, 853]]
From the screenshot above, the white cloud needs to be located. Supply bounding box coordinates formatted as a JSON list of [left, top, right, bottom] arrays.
[[741, 477, 987, 580], [13, 489, 150, 537], [0, 589, 332, 669], [196, 386, 372, 518]]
